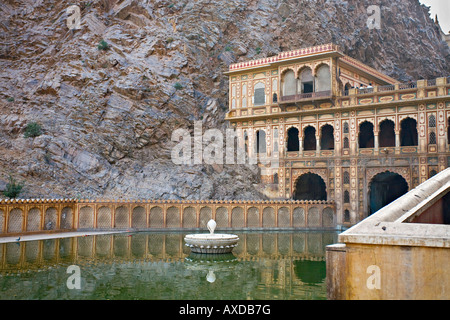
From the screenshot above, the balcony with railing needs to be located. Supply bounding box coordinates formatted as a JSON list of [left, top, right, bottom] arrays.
[[338, 76, 449, 108], [226, 76, 449, 121], [427, 79, 437, 87], [279, 90, 332, 104], [377, 84, 396, 92]]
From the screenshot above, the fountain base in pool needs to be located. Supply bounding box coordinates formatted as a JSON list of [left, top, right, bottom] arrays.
[[184, 220, 239, 254]]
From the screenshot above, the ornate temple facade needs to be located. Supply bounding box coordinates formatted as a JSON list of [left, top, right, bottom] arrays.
[[225, 43, 450, 227]]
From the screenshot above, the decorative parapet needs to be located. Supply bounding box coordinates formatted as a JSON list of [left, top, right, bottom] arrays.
[[340, 76, 449, 108], [0, 198, 77, 204], [228, 43, 338, 72], [339, 55, 397, 85], [0, 198, 337, 236]]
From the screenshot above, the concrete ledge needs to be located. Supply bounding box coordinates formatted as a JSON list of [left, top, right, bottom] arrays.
[[327, 168, 450, 299], [0, 230, 126, 244], [338, 222, 449, 247], [338, 168, 450, 248]]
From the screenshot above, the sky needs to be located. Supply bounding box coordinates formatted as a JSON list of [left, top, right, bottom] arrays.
[[419, 0, 450, 33]]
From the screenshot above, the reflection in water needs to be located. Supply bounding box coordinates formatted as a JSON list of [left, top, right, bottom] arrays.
[[185, 253, 238, 283], [0, 231, 337, 300]]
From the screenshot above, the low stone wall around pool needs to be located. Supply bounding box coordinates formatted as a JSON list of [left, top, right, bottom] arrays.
[[0, 199, 337, 236]]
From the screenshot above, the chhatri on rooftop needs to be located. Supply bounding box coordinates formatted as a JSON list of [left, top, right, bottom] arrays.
[[225, 43, 398, 86]]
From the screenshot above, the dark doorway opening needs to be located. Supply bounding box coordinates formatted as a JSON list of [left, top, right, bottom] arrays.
[[359, 121, 374, 148], [255, 130, 266, 154], [400, 117, 418, 146], [369, 172, 408, 215], [444, 192, 450, 224], [379, 119, 395, 147], [273, 173, 278, 185], [448, 118, 450, 144], [244, 131, 248, 155], [293, 173, 327, 201], [287, 127, 299, 152], [300, 68, 314, 94], [344, 83, 352, 94], [303, 126, 316, 151], [302, 82, 314, 93], [320, 124, 334, 150]]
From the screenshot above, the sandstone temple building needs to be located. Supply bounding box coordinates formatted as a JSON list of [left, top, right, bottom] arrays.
[[225, 43, 450, 228]]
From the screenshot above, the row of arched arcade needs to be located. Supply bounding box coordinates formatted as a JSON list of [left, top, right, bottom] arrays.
[[249, 117, 426, 155], [292, 171, 409, 216]]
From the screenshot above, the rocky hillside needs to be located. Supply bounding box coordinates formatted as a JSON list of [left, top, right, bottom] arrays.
[[0, 0, 449, 200]]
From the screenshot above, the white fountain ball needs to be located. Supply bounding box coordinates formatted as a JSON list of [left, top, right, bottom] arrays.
[[207, 219, 217, 234]]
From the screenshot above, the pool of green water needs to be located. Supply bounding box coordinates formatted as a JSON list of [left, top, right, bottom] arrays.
[[0, 231, 337, 300]]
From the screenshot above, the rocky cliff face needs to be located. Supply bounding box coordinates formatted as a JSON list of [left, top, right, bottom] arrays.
[[0, 0, 449, 200]]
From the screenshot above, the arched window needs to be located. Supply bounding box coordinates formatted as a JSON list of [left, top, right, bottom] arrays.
[[253, 82, 265, 106], [282, 70, 297, 97], [429, 131, 436, 145], [272, 93, 278, 103], [343, 122, 349, 134], [429, 115, 436, 128], [344, 190, 350, 203], [287, 127, 299, 152], [244, 131, 248, 155], [231, 86, 236, 109], [320, 124, 334, 150], [303, 126, 316, 151], [400, 117, 418, 146], [343, 171, 350, 185], [255, 130, 266, 154], [379, 119, 395, 147], [429, 170, 437, 178], [315, 64, 331, 92], [299, 68, 314, 94], [359, 121, 374, 148], [273, 173, 279, 184], [344, 210, 350, 223], [428, 114, 437, 146], [273, 127, 279, 153], [344, 83, 352, 95], [242, 84, 247, 108], [343, 137, 349, 149]]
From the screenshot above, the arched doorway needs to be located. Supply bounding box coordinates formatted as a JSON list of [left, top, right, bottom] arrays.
[[400, 117, 418, 146], [379, 119, 395, 147], [315, 64, 331, 92], [255, 130, 266, 154], [320, 124, 334, 150], [293, 173, 327, 201], [281, 69, 297, 97], [369, 172, 408, 215], [359, 121, 374, 148], [447, 117, 450, 144], [303, 126, 316, 151], [287, 127, 299, 152], [344, 83, 352, 93]]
